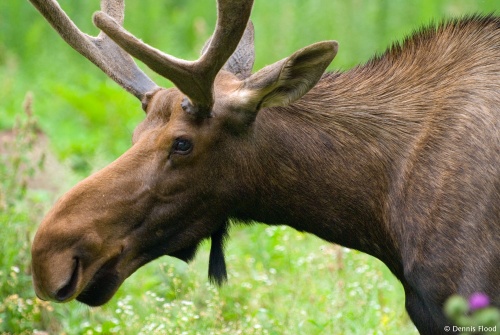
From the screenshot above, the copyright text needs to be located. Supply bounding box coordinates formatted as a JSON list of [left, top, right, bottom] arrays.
[[444, 325, 497, 333]]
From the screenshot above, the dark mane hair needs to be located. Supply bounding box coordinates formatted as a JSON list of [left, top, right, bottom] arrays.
[[275, 14, 500, 147]]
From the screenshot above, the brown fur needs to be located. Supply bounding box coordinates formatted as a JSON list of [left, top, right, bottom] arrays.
[[31, 14, 499, 335]]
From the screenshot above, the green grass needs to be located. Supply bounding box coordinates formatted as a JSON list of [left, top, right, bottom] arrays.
[[1, 0, 499, 334]]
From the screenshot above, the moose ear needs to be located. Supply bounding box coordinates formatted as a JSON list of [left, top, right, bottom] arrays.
[[242, 40, 338, 108]]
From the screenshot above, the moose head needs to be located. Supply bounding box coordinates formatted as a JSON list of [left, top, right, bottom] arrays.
[[30, 0, 337, 306]]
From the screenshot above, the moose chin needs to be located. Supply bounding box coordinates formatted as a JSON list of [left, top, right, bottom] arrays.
[[29, 0, 499, 334]]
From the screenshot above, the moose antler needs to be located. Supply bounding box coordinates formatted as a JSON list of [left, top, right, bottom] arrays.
[[31, 0, 254, 115], [93, 0, 254, 115], [29, 0, 159, 101]]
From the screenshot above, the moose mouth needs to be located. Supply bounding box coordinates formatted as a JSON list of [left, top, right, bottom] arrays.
[[76, 256, 123, 307], [72, 246, 199, 307], [53, 242, 200, 307]]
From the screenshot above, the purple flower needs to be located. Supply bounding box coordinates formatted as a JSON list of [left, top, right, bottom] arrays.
[[468, 292, 490, 311]]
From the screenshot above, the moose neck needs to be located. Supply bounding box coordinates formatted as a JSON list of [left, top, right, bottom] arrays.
[[236, 70, 431, 277]]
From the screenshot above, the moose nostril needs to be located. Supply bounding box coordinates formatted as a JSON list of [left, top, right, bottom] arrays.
[[55, 257, 79, 302]]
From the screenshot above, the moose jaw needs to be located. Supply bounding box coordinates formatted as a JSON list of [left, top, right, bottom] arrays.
[[29, 1, 500, 334]]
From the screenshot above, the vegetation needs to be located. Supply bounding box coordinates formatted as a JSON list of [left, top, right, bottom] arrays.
[[444, 293, 500, 335], [1, 1, 498, 334]]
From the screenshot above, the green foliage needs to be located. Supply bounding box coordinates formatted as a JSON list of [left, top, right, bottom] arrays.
[[1, 0, 499, 334], [0, 94, 54, 334], [444, 294, 500, 335]]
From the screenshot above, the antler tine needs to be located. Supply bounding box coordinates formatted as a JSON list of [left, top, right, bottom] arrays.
[[29, 0, 158, 101], [198, 0, 255, 79], [100, 0, 124, 26], [93, 0, 254, 113]]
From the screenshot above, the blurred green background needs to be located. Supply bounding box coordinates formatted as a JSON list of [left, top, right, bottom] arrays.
[[1, 0, 498, 334]]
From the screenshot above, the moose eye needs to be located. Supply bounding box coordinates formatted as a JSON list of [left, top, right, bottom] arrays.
[[172, 138, 193, 155]]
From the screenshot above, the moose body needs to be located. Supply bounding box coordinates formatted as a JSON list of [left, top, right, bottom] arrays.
[[29, 0, 499, 334]]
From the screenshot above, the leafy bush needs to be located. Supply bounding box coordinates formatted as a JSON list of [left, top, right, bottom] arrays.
[[444, 293, 500, 335], [0, 93, 54, 334]]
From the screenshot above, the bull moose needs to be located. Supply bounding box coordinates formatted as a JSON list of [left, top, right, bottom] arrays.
[[29, 0, 499, 334]]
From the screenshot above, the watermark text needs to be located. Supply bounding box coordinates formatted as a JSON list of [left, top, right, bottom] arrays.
[[444, 325, 497, 333]]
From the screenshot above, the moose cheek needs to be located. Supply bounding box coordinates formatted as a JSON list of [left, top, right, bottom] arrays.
[[166, 149, 196, 169]]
